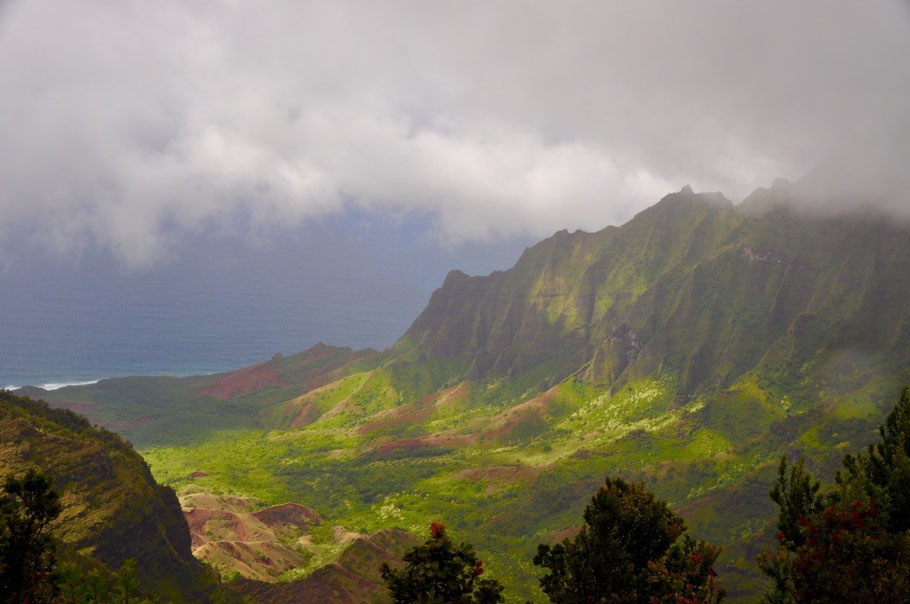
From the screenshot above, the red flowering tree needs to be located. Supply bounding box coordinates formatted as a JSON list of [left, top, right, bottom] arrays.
[[534, 478, 724, 603], [759, 387, 910, 603], [380, 522, 504, 603]]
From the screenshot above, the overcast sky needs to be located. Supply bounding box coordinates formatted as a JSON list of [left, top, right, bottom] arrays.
[[1, 0, 909, 269]]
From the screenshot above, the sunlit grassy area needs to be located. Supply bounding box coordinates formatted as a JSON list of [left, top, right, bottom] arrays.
[[139, 368, 903, 601]]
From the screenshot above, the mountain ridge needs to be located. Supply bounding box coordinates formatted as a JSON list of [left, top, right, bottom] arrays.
[[26, 183, 910, 601], [392, 184, 910, 401]]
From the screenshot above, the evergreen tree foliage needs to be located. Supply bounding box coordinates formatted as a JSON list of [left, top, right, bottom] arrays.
[[381, 522, 504, 603], [758, 387, 910, 603], [0, 469, 62, 603], [57, 558, 150, 604], [840, 385, 910, 533], [533, 477, 724, 603], [768, 457, 822, 548], [112, 558, 141, 604]]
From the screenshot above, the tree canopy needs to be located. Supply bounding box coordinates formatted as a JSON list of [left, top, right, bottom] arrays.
[[381, 522, 504, 603], [0, 469, 61, 603], [534, 477, 724, 603]]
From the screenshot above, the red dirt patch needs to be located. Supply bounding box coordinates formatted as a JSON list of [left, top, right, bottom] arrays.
[[368, 434, 475, 459], [231, 527, 419, 602], [184, 508, 249, 541], [457, 464, 550, 495], [369, 438, 444, 459], [359, 383, 470, 435], [189, 471, 209, 478], [290, 400, 321, 429], [358, 403, 433, 435], [479, 386, 557, 442], [234, 562, 379, 604], [198, 360, 285, 399], [252, 503, 321, 532], [456, 464, 547, 484]]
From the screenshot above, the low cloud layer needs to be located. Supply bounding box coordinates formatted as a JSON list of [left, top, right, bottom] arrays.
[[1, 1, 908, 268]]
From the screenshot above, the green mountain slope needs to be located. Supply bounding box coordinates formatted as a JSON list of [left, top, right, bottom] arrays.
[[33, 183, 910, 601], [0, 390, 232, 601], [398, 183, 910, 399]]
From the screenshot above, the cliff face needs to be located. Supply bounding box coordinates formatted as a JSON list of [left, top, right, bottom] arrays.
[[0, 390, 229, 602], [398, 185, 910, 398]]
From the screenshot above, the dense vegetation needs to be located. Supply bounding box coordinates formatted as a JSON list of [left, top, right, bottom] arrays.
[[758, 387, 910, 602], [0, 469, 151, 603], [0, 469, 61, 603], [32, 185, 910, 600]]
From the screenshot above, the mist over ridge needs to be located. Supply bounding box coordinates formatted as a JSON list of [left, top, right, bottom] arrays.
[[1, 1, 908, 270]]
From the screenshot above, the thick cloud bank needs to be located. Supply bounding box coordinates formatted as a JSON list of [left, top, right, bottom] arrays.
[[1, 1, 908, 268]]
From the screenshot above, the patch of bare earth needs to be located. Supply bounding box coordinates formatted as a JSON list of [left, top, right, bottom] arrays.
[[359, 383, 470, 435], [367, 434, 475, 460], [231, 528, 420, 604], [197, 360, 286, 399], [457, 464, 550, 495], [252, 503, 321, 532], [477, 386, 557, 442], [181, 493, 322, 582]]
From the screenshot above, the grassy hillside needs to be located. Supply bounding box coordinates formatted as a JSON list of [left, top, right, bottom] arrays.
[[0, 390, 232, 602], [36, 184, 910, 601]]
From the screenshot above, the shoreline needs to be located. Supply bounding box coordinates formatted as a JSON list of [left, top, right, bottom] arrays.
[[3, 379, 101, 392]]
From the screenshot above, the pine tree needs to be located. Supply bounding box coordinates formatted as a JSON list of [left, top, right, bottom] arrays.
[[534, 477, 724, 603], [0, 469, 62, 603]]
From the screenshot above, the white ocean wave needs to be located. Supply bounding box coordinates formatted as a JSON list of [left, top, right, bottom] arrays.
[[39, 380, 100, 391], [2, 380, 101, 392]]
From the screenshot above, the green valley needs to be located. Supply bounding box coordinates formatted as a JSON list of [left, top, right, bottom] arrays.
[[31, 183, 910, 601]]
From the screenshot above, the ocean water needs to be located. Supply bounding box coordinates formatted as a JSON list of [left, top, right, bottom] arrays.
[[1, 214, 528, 388]]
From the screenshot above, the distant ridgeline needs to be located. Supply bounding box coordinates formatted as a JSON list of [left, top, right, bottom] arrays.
[[26, 182, 910, 601]]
